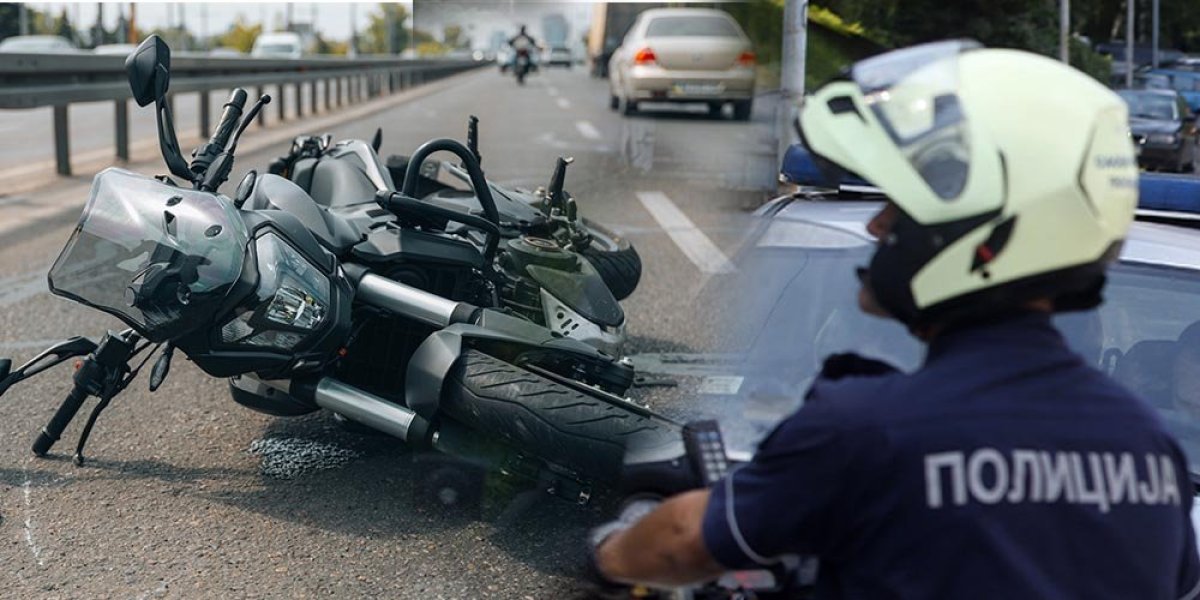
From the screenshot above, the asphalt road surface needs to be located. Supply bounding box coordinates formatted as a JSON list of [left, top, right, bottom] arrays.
[[0, 65, 779, 598]]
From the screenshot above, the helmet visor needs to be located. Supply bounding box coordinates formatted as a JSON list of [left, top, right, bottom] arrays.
[[852, 40, 981, 200]]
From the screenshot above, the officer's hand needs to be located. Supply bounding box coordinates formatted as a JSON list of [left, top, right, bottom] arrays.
[[585, 496, 663, 594]]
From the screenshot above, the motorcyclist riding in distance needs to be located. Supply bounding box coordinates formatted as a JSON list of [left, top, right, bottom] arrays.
[[589, 40, 1200, 597], [508, 25, 538, 67]]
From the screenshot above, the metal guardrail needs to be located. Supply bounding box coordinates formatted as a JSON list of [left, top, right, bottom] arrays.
[[0, 53, 487, 175]]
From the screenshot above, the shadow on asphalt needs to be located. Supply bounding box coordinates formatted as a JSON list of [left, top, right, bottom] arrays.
[[188, 410, 608, 583]]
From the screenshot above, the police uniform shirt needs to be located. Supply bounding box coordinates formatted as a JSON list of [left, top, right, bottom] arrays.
[[702, 312, 1200, 599]]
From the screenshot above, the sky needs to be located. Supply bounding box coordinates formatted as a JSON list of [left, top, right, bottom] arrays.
[[26, 1, 597, 46]]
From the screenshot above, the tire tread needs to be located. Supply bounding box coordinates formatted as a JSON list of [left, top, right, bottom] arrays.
[[442, 351, 677, 481]]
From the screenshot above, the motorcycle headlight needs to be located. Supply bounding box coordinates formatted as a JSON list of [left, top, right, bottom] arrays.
[[219, 233, 331, 351], [266, 285, 326, 330]]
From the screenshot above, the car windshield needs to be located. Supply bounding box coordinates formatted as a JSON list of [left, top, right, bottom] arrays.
[[1138, 74, 1172, 90], [725, 218, 1200, 478], [48, 168, 250, 342], [256, 43, 298, 55], [1120, 90, 1179, 120], [645, 15, 741, 38]]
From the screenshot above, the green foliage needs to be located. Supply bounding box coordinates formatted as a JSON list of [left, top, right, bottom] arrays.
[[414, 29, 436, 45], [806, 23, 859, 90], [808, 4, 884, 46], [443, 24, 467, 49], [149, 26, 196, 51], [0, 3, 24, 41], [361, 3, 411, 54], [818, 0, 1200, 56], [417, 41, 448, 57], [314, 34, 348, 56], [30, 8, 77, 44], [723, 0, 785, 66], [807, 1, 1117, 85], [724, 1, 882, 90], [1070, 37, 1112, 84], [218, 18, 263, 54]]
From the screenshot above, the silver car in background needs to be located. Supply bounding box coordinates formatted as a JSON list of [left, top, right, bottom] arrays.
[[608, 8, 757, 120], [0, 35, 80, 54]]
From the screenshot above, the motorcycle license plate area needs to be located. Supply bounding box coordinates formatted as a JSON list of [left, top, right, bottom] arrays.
[[672, 82, 725, 96]]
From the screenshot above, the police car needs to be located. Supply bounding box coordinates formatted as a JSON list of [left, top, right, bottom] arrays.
[[716, 146, 1200, 544]]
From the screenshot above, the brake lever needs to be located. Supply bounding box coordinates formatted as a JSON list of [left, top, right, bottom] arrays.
[[58, 331, 151, 465], [0, 336, 98, 398]]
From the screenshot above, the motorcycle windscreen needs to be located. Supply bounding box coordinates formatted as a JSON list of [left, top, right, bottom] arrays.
[[48, 168, 251, 342]]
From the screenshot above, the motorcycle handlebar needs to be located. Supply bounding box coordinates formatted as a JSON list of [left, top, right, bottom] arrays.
[[376, 191, 500, 264], [208, 88, 248, 154], [401, 138, 501, 227], [31, 377, 91, 456]]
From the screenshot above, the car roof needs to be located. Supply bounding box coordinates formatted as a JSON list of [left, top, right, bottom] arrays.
[[1148, 66, 1200, 76], [256, 32, 301, 42], [3, 35, 66, 42], [639, 8, 736, 19], [1118, 87, 1181, 99], [767, 199, 1200, 271]]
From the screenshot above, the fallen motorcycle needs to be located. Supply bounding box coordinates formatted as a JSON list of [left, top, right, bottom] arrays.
[[264, 118, 641, 354], [0, 36, 801, 599], [0, 35, 693, 504]]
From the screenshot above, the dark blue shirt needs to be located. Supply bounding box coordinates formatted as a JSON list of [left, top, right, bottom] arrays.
[[703, 312, 1200, 599]]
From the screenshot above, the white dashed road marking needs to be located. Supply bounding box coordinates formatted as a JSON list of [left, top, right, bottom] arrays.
[[636, 191, 735, 275], [556, 98, 571, 110], [22, 462, 44, 567], [575, 120, 602, 141]]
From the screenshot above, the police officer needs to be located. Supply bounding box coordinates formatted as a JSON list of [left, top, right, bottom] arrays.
[[590, 40, 1200, 598]]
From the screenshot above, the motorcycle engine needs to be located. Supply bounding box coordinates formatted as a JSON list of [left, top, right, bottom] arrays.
[[498, 236, 580, 322], [335, 264, 489, 400]]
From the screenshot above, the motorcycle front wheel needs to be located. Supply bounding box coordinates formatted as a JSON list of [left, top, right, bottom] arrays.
[[579, 218, 642, 301]]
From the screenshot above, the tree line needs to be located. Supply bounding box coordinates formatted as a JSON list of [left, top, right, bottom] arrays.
[[823, 0, 1200, 52], [725, 0, 1200, 86], [0, 2, 472, 57]]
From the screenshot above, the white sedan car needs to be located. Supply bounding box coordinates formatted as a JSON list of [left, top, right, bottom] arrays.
[[608, 8, 757, 120]]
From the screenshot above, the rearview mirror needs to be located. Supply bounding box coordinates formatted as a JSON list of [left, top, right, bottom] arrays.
[[125, 35, 170, 107]]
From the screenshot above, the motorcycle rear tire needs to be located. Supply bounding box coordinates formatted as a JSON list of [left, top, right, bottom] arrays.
[[441, 351, 681, 485], [580, 218, 642, 301]]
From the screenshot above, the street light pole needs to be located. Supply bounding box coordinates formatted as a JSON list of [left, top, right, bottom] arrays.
[[18, 3, 28, 36], [1152, 0, 1160, 68], [1126, 0, 1134, 88], [350, 3, 358, 56], [778, 0, 808, 178], [1059, 0, 1069, 63], [387, 7, 396, 54]]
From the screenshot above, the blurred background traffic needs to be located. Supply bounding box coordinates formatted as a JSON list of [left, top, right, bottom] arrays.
[[6, 0, 1200, 179]]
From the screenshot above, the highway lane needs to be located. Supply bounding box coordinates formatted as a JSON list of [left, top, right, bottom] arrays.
[[0, 65, 776, 598]]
